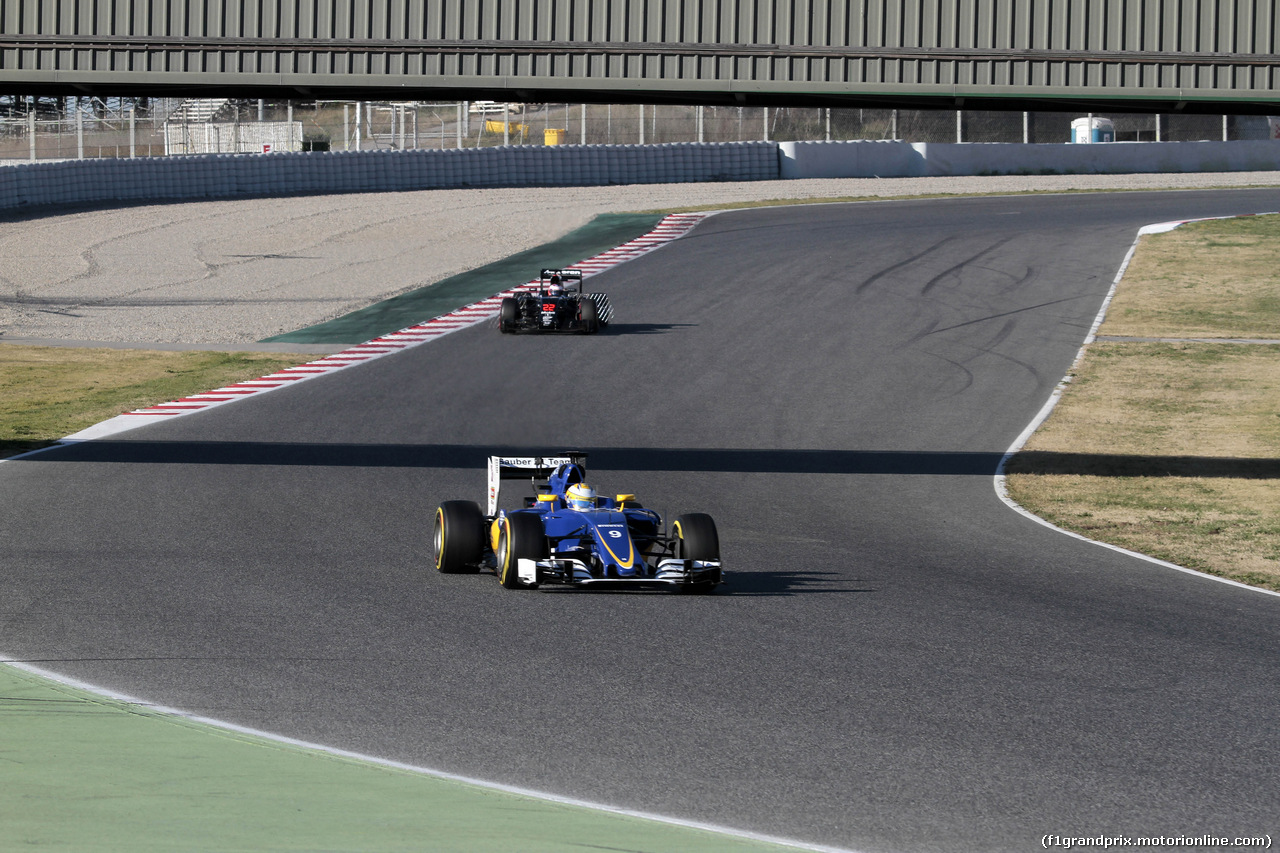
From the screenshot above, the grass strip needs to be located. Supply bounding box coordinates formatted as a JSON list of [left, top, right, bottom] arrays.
[[1005, 214, 1280, 592], [1100, 215, 1280, 340], [0, 346, 310, 459]]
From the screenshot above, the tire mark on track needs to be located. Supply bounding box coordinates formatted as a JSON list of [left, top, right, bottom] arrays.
[[919, 236, 1016, 295], [854, 236, 956, 295]]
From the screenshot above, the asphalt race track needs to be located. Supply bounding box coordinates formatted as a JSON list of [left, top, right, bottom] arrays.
[[4, 190, 1279, 853]]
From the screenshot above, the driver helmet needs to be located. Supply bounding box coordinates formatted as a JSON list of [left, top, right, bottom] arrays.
[[548, 275, 564, 296], [566, 483, 596, 511]]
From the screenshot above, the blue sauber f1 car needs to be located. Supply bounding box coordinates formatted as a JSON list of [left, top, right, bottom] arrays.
[[433, 454, 722, 593], [497, 269, 613, 334]]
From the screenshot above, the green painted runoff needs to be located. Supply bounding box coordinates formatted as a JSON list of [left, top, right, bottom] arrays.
[[0, 664, 804, 852]]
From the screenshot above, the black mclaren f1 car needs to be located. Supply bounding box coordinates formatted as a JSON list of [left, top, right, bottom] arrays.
[[498, 269, 613, 334]]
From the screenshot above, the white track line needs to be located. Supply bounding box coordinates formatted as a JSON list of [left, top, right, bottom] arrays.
[[993, 213, 1280, 601]]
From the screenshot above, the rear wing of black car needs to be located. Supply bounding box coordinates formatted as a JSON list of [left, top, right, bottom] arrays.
[[539, 269, 584, 293]]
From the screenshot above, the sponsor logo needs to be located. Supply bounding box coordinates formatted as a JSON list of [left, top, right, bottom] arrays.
[[495, 456, 572, 470]]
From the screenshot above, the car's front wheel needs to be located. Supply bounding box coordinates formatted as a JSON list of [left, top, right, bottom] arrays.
[[497, 513, 548, 589], [673, 513, 720, 594], [673, 513, 719, 560], [434, 501, 485, 574], [498, 297, 519, 333]]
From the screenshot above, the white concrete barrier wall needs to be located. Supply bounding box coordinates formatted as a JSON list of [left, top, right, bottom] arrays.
[[779, 139, 1280, 179], [777, 140, 927, 178], [5, 138, 1277, 213], [0, 141, 779, 212]]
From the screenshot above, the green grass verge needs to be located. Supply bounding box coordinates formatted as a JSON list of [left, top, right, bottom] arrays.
[[0, 346, 311, 459], [1005, 214, 1280, 592], [1101, 214, 1280, 339]]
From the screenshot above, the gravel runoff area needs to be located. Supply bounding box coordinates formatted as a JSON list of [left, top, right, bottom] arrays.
[[2, 171, 1279, 349]]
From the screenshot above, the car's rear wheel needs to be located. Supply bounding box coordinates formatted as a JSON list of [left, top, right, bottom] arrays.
[[673, 513, 720, 594], [434, 501, 485, 574], [498, 297, 519, 333], [497, 512, 548, 589], [588, 293, 612, 327], [578, 297, 600, 334]]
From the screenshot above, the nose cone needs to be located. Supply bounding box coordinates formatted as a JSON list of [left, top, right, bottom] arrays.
[[590, 513, 637, 577]]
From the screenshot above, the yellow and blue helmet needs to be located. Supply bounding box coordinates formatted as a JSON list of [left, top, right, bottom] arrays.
[[567, 483, 596, 510]]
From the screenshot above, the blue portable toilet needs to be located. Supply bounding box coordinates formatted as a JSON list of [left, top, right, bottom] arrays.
[[1070, 117, 1115, 143]]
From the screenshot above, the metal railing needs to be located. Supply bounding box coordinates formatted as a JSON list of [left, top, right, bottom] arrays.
[[0, 98, 1267, 164]]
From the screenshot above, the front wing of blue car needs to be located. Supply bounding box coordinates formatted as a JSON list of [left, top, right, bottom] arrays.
[[517, 556, 722, 589]]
